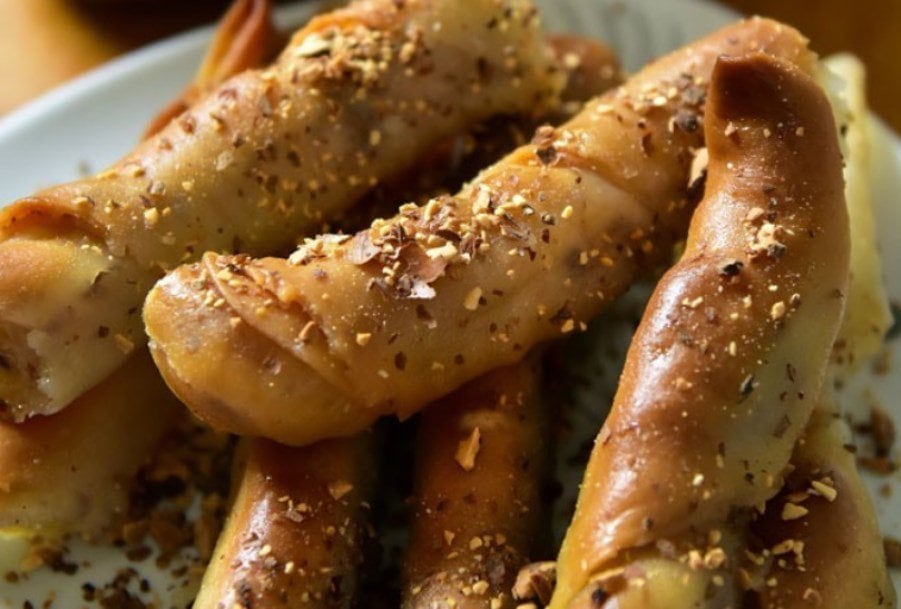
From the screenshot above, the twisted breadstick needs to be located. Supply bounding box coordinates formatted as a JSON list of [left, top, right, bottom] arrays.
[[193, 436, 376, 608], [403, 358, 550, 609], [550, 52, 849, 608], [0, 0, 559, 421], [145, 18, 816, 446]]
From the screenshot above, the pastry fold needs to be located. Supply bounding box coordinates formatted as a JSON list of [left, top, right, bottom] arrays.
[[0, 0, 560, 420], [402, 357, 550, 609], [193, 435, 376, 608], [145, 17, 816, 447], [550, 53, 849, 608]]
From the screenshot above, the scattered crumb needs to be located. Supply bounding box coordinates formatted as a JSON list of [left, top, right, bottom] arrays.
[[454, 428, 481, 472], [513, 561, 556, 604]]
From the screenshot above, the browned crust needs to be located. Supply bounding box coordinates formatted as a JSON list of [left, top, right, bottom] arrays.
[[1, 0, 560, 420], [552, 52, 848, 607], [193, 436, 376, 609], [145, 17, 817, 448], [402, 357, 550, 609]]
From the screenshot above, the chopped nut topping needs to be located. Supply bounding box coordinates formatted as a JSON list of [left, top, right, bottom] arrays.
[[463, 287, 483, 311], [143, 207, 160, 228], [513, 561, 556, 604], [810, 479, 837, 502], [770, 301, 786, 321], [781, 502, 809, 521], [327, 479, 354, 500], [114, 333, 135, 354], [455, 427, 481, 471]]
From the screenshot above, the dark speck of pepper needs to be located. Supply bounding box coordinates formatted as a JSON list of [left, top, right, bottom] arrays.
[[718, 260, 743, 277], [592, 587, 610, 605]]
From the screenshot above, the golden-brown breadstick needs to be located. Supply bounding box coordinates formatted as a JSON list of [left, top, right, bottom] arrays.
[[745, 404, 895, 608], [550, 52, 849, 608], [403, 358, 550, 609], [193, 436, 375, 609], [145, 17, 816, 447], [0, 350, 180, 540], [0, 0, 560, 421]]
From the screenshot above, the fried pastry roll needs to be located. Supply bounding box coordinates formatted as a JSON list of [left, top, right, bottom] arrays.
[[0, 3, 280, 550], [193, 435, 376, 609], [402, 357, 550, 609], [0, 350, 180, 540], [550, 53, 850, 607], [0, 0, 560, 421], [745, 403, 895, 608], [145, 17, 816, 446]]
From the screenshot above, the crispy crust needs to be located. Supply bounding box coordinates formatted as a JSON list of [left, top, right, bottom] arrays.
[[551, 53, 849, 607], [0, 0, 560, 420], [402, 358, 550, 609], [192, 436, 376, 609], [145, 17, 816, 447]]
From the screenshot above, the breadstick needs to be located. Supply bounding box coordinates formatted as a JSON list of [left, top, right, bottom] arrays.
[[745, 404, 895, 608], [550, 52, 849, 608], [0, 3, 280, 548], [0, 0, 560, 421], [402, 358, 550, 609], [145, 17, 816, 446], [192, 435, 375, 608]]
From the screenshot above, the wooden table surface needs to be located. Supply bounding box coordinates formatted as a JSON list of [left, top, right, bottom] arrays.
[[1, 0, 899, 130]]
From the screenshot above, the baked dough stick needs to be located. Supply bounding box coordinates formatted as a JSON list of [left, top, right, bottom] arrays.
[[193, 435, 376, 609], [0, 3, 280, 548], [0, 0, 560, 421], [294, 54, 614, 605], [550, 52, 850, 608], [0, 350, 180, 539], [745, 404, 896, 608], [143, 0, 281, 138], [145, 17, 816, 446], [402, 357, 549, 609]]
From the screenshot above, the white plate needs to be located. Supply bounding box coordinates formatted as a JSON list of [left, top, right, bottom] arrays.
[[1, 0, 899, 606]]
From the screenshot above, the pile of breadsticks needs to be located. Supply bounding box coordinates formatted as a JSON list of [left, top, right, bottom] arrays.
[[0, 0, 895, 607]]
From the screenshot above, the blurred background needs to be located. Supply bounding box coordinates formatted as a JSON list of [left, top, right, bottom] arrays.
[[0, 0, 898, 129]]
